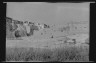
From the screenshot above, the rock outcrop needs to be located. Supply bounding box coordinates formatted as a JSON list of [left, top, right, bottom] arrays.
[[6, 17, 39, 39], [6, 17, 51, 40]]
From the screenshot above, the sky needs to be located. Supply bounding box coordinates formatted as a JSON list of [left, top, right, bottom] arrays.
[[7, 2, 89, 25]]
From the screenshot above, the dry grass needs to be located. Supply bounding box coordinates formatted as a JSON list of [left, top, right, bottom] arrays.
[[6, 44, 89, 62]]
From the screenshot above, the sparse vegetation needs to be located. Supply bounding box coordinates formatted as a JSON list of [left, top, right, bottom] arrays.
[[6, 44, 89, 62]]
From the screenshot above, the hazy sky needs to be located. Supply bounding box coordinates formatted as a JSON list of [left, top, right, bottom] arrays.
[[7, 2, 89, 25]]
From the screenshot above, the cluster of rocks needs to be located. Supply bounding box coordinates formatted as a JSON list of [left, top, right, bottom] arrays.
[[6, 17, 50, 40], [59, 34, 89, 46]]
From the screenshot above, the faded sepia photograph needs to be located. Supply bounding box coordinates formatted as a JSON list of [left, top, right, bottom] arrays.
[[6, 2, 89, 62]]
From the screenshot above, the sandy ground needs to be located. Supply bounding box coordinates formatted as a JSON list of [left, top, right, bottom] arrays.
[[6, 33, 89, 49]]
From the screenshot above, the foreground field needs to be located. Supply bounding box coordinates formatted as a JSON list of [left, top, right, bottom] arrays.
[[6, 44, 89, 62], [6, 20, 89, 62], [6, 33, 89, 62]]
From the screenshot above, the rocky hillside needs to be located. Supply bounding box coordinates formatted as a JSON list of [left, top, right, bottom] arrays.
[[6, 17, 50, 40], [6, 17, 89, 49]]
